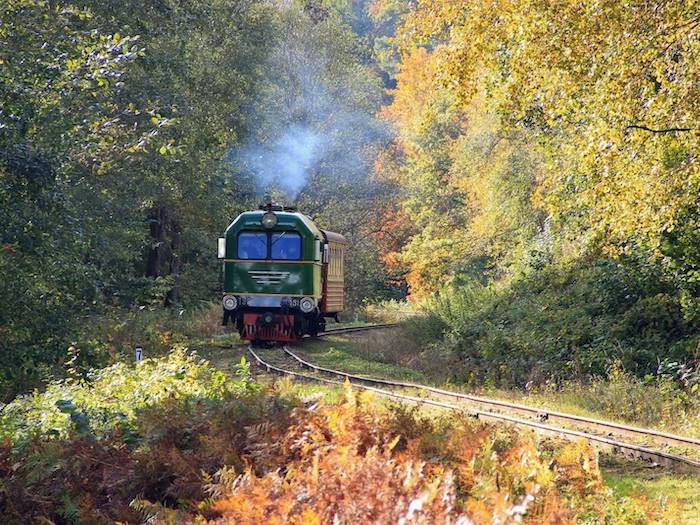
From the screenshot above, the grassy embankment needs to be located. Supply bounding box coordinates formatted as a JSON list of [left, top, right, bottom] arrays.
[[91, 299, 700, 442]]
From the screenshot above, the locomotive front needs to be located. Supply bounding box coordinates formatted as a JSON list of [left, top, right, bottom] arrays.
[[218, 198, 345, 342]]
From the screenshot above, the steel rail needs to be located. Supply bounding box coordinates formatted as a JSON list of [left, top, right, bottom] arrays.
[[319, 323, 399, 336], [315, 324, 700, 449], [275, 347, 700, 475], [283, 346, 700, 452]]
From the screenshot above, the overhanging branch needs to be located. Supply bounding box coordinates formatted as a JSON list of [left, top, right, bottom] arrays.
[[625, 124, 695, 134]]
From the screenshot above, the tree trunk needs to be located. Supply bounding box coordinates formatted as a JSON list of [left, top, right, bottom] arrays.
[[146, 204, 181, 306]]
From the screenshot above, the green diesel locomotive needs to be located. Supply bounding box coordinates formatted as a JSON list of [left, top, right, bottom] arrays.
[[218, 198, 345, 342]]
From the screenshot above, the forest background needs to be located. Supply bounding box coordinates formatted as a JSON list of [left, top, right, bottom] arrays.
[[2, 0, 700, 398]]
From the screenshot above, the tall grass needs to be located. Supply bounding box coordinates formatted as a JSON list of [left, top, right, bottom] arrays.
[[362, 299, 416, 324]]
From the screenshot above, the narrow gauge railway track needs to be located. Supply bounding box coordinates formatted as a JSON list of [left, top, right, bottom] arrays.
[[247, 344, 700, 476], [313, 324, 700, 454]]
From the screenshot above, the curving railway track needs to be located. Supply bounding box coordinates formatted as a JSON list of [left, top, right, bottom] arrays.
[[248, 323, 700, 476]]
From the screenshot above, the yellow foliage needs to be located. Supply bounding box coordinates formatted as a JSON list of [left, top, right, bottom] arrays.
[[378, 0, 700, 296]]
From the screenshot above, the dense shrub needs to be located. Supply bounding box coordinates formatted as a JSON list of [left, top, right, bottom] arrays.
[[0, 349, 288, 523], [0, 347, 254, 447], [410, 259, 700, 387], [551, 365, 700, 435]]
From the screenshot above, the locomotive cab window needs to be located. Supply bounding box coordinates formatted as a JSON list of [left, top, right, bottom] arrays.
[[271, 232, 301, 260], [237, 231, 267, 259]]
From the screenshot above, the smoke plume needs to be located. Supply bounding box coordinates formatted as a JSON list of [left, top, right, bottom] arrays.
[[230, 6, 389, 202], [237, 125, 325, 199]]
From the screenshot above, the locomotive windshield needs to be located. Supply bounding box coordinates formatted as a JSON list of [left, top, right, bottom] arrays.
[[271, 232, 301, 260], [237, 231, 267, 259], [237, 230, 301, 260]]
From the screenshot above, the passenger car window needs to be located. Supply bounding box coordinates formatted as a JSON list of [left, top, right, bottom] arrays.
[[271, 232, 301, 260], [237, 231, 267, 259]]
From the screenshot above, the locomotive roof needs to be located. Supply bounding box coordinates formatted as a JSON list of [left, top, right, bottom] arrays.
[[226, 209, 324, 240], [321, 230, 347, 244]]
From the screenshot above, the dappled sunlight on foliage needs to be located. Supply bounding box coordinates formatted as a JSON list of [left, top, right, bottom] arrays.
[[0, 0, 400, 398], [0, 351, 278, 523], [371, 0, 700, 401], [408, 260, 700, 390], [0, 347, 255, 446], [0, 353, 681, 523], [3, 0, 700, 520]]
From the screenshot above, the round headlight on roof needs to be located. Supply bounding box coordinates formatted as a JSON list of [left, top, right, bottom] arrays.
[[223, 295, 237, 311], [299, 297, 316, 313], [261, 211, 278, 229]]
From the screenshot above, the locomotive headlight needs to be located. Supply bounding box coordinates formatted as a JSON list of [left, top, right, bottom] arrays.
[[261, 211, 278, 229], [217, 237, 226, 259], [299, 297, 316, 313], [222, 295, 238, 311]]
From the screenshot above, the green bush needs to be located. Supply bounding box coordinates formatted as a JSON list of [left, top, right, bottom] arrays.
[[412, 259, 700, 387], [576, 364, 696, 427], [0, 347, 258, 449]]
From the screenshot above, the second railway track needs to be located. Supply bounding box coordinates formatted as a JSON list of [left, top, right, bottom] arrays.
[[247, 337, 700, 476], [318, 322, 400, 337]]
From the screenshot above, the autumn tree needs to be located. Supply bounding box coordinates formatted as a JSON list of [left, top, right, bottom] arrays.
[[377, 44, 544, 297], [388, 0, 700, 308]]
